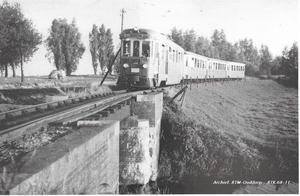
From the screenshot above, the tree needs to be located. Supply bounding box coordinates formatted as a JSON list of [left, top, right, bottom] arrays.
[[62, 19, 85, 75], [89, 24, 99, 74], [237, 38, 260, 76], [183, 29, 196, 52], [105, 28, 114, 72], [281, 42, 298, 79], [97, 24, 114, 74], [211, 29, 228, 60], [45, 19, 66, 70], [0, 1, 41, 81], [270, 56, 281, 75], [45, 18, 85, 76], [259, 45, 273, 75], [170, 27, 184, 48], [0, 1, 23, 77]]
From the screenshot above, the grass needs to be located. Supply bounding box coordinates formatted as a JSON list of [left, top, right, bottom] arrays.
[[158, 79, 298, 194]]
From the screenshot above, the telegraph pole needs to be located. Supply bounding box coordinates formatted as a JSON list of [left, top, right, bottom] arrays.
[[120, 9, 126, 31]]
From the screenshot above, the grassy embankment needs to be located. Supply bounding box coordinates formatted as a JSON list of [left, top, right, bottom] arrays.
[[158, 78, 298, 194]]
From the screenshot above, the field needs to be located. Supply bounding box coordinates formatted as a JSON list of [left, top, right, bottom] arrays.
[[159, 77, 298, 194]]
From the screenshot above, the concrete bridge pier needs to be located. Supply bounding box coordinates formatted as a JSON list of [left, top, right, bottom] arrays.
[[120, 91, 163, 186]]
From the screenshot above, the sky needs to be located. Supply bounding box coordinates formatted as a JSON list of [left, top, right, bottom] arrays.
[[1, 0, 298, 76]]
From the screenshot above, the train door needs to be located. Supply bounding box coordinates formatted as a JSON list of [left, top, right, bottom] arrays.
[[165, 47, 169, 79], [184, 55, 188, 78], [207, 61, 211, 78], [159, 44, 166, 84], [153, 42, 159, 85]]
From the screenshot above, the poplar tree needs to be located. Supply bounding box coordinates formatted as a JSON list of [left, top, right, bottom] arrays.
[[89, 24, 99, 74], [97, 24, 114, 74], [45, 18, 85, 76]]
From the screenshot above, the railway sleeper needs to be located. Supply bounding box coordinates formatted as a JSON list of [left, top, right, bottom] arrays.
[[82, 114, 103, 121], [35, 106, 44, 113], [5, 113, 15, 120], [21, 109, 30, 116], [85, 95, 91, 100], [100, 110, 110, 118], [79, 97, 85, 102], [58, 102, 65, 108], [47, 104, 56, 110], [63, 100, 71, 106]]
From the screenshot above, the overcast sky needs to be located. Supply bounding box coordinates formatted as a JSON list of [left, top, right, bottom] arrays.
[[1, 0, 298, 76]]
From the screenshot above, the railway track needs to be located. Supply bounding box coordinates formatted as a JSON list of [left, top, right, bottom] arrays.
[[0, 89, 156, 147]]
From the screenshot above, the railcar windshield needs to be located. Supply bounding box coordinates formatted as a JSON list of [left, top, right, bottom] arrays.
[[142, 41, 150, 57], [122, 40, 131, 56], [133, 41, 140, 57]]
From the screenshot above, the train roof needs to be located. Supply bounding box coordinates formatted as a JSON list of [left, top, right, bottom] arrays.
[[120, 27, 184, 51], [184, 51, 209, 59], [186, 51, 245, 66], [226, 61, 245, 66]]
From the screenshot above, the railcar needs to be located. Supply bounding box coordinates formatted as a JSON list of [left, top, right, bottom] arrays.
[[226, 61, 245, 79], [184, 51, 208, 79], [117, 27, 185, 89], [117, 27, 245, 89]]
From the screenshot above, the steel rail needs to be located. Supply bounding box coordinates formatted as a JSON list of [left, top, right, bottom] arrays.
[[0, 91, 126, 122]]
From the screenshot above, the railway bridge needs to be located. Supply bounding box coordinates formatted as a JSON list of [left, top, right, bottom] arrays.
[[1, 91, 163, 194]]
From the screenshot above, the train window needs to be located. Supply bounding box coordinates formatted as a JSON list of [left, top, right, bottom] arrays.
[[123, 40, 131, 56], [169, 47, 172, 61], [133, 41, 140, 57], [155, 42, 159, 58], [142, 41, 150, 57], [176, 50, 178, 63], [173, 50, 175, 62], [178, 52, 181, 63], [194, 59, 197, 67], [161, 45, 165, 60]]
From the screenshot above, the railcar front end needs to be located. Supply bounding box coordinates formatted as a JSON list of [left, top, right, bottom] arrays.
[[117, 28, 157, 89]]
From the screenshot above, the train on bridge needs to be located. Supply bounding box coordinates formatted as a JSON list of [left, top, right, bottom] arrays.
[[117, 27, 245, 89]]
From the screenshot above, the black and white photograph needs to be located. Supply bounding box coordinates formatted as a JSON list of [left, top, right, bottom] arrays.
[[0, 0, 298, 194]]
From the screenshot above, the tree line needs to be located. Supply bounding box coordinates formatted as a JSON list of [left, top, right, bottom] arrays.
[[169, 27, 298, 81], [0, 1, 115, 81]]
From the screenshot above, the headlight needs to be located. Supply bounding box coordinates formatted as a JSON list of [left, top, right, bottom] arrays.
[[123, 63, 129, 68], [142, 64, 148, 68]]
